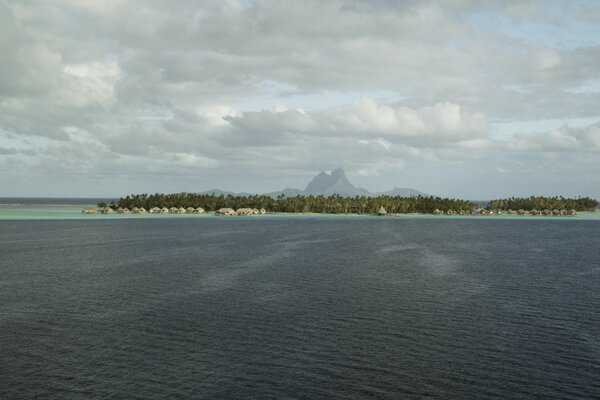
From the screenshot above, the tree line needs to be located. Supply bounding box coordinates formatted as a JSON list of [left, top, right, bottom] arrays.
[[488, 196, 597, 212], [113, 193, 476, 214]]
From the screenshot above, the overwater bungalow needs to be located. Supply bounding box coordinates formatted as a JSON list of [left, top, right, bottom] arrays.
[[216, 207, 237, 216], [236, 208, 254, 216]]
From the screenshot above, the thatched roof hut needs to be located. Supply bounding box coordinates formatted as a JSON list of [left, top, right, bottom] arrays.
[[236, 208, 254, 216], [377, 206, 387, 216], [178, 207, 186, 214], [568, 209, 577, 216], [82, 208, 96, 214], [433, 209, 442, 215], [169, 207, 179, 214], [100, 207, 113, 214], [186, 207, 195, 214], [196, 207, 205, 214], [259, 208, 266, 214], [149, 207, 160, 213], [160, 207, 169, 214], [252, 208, 259, 214], [138, 207, 146, 214], [216, 207, 237, 216]]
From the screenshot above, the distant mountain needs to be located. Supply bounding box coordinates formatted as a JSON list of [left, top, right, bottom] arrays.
[[303, 168, 370, 196], [199, 189, 253, 197], [200, 168, 425, 198], [376, 187, 426, 197], [266, 168, 425, 198]]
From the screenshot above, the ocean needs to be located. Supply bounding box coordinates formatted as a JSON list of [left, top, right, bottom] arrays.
[[1, 204, 599, 398]]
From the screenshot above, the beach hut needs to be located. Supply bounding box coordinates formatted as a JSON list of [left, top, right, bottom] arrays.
[[186, 207, 195, 214], [433, 209, 442, 215], [252, 208, 259, 214], [517, 209, 525, 215], [196, 207, 205, 214], [236, 208, 254, 216], [160, 207, 169, 214], [169, 207, 179, 214], [377, 206, 387, 216], [100, 207, 114, 214], [149, 207, 160, 214], [259, 208, 266, 214], [178, 207, 186, 214], [552, 209, 560, 216], [138, 207, 147, 214], [216, 207, 237, 216], [82, 208, 97, 214], [568, 209, 577, 216]]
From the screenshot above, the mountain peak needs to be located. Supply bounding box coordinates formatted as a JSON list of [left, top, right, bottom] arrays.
[[305, 168, 345, 194], [330, 168, 346, 180]]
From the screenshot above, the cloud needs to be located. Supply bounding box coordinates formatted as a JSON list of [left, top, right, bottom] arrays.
[[1, 0, 600, 197], [507, 122, 600, 153]]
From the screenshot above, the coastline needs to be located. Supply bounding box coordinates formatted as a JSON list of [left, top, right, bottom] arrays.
[[1, 204, 598, 221]]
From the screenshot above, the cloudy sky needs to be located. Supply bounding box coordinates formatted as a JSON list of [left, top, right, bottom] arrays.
[[1, 0, 600, 198]]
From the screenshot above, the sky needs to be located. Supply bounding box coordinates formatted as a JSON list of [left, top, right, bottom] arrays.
[[1, 0, 600, 199]]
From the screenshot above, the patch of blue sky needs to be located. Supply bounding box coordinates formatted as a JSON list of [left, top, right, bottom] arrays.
[[0, 128, 49, 149], [462, 2, 600, 48], [235, 80, 404, 111], [491, 116, 600, 138]]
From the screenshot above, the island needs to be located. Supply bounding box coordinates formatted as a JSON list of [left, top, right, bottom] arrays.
[[85, 194, 597, 217]]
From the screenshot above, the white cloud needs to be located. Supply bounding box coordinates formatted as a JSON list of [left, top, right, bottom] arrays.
[[1, 0, 600, 197]]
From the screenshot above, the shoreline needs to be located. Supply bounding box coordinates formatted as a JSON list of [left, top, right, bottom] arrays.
[[0, 204, 598, 221]]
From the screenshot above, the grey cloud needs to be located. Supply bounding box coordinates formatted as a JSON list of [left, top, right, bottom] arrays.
[[1, 0, 600, 197]]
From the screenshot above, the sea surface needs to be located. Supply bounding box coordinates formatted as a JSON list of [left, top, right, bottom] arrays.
[[1, 206, 600, 398]]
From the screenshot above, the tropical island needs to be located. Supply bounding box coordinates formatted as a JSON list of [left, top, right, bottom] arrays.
[[85, 169, 597, 216]]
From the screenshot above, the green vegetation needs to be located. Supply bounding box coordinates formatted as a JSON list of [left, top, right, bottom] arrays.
[[488, 196, 597, 212], [117, 193, 476, 214]]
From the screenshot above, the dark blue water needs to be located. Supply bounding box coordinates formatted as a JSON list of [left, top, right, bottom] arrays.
[[1, 218, 599, 399]]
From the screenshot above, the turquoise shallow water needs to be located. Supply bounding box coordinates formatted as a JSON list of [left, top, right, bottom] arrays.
[[0, 204, 599, 221]]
